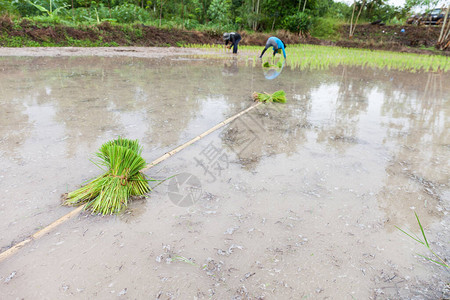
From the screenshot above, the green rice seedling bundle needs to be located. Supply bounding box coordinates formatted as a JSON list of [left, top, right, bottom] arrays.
[[64, 137, 152, 215], [262, 61, 283, 68], [252, 90, 286, 103]]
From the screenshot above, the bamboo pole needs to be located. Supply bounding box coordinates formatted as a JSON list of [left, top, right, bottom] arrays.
[[0, 205, 85, 262], [141, 102, 261, 172], [0, 102, 262, 263], [349, 0, 366, 38], [349, 1, 356, 38], [438, 8, 448, 43], [438, 7, 450, 49]]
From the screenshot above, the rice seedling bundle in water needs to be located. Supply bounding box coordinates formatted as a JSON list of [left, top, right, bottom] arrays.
[[262, 61, 283, 68], [252, 90, 286, 103], [64, 137, 151, 215]]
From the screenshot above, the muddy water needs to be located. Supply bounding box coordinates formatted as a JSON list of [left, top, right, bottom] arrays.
[[0, 55, 449, 299]]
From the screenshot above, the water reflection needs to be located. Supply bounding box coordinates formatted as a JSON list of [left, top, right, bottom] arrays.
[[221, 103, 303, 169], [262, 60, 285, 80], [377, 70, 449, 227], [314, 65, 369, 152], [0, 95, 31, 159], [222, 58, 239, 76], [0, 57, 448, 230]]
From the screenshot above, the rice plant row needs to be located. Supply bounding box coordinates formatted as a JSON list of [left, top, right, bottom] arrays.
[[184, 43, 450, 73]]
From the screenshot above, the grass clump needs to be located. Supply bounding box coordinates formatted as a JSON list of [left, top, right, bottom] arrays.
[[396, 212, 449, 269], [252, 90, 286, 103], [64, 137, 153, 215]]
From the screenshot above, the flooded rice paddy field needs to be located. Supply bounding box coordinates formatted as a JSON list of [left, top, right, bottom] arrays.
[[0, 52, 449, 299]]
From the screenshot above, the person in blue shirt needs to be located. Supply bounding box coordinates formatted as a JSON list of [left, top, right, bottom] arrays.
[[259, 37, 286, 59]]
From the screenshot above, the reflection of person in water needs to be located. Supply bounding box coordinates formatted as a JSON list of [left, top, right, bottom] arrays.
[[260, 37, 286, 59], [223, 32, 242, 54], [263, 61, 285, 80], [222, 58, 239, 76]]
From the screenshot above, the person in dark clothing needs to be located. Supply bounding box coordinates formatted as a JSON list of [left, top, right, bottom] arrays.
[[259, 37, 286, 59], [223, 32, 242, 54]]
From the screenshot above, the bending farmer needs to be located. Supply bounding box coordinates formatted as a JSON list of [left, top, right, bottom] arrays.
[[260, 37, 286, 59], [223, 32, 242, 54]]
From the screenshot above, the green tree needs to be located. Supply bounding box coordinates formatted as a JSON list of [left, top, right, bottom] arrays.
[[207, 0, 231, 24], [283, 11, 311, 36], [1, 0, 19, 15]]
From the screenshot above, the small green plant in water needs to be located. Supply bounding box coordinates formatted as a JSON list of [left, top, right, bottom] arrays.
[[262, 61, 283, 68], [396, 212, 449, 269], [64, 137, 155, 215], [252, 90, 286, 103]]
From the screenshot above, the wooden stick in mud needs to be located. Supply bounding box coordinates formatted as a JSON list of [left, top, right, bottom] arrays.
[[0, 102, 262, 263], [0, 205, 85, 262]]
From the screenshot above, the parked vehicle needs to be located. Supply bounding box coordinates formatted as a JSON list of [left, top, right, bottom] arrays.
[[406, 8, 448, 25], [422, 8, 448, 25]]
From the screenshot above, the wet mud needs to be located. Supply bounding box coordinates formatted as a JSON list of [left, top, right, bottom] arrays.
[[0, 51, 449, 299]]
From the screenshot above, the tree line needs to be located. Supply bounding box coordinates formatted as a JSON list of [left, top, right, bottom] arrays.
[[0, 0, 444, 36]]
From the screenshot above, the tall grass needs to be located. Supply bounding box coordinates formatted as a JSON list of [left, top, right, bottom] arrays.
[[396, 212, 449, 269]]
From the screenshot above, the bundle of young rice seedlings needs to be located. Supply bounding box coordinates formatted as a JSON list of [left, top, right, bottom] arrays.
[[64, 137, 152, 215], [252, 90, 286, 103], [262, 61, 283, 68]]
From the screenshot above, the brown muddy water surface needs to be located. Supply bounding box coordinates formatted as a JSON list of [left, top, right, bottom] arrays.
[[0, 50, 449, 299]]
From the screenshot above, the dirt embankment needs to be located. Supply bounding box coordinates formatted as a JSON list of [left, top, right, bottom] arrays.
[[335, 24, 447, 54], [0, 15, 447, 55]]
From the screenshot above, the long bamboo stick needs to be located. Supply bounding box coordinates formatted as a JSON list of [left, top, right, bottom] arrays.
[[0, 102, 262, 263], [141, 102, 261, 172], [0, 205, 85, 262]]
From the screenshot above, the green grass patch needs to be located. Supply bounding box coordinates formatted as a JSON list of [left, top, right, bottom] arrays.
[[0, 33, 118, 47], [0, 34, 40, 47]]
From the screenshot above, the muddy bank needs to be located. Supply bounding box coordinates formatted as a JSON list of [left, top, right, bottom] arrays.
[[335, 24, 448, 55], [0, 15, 301, 47]]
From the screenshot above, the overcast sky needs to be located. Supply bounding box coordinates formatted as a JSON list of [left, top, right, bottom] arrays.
[[384, 0, 406, 6], [336, 0, 405, 7], [336, 0, 447, 11]]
